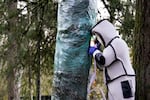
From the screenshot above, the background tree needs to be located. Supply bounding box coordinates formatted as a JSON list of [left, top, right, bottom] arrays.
[[18, 0, 57, 99], [5, 0, 22, 99], [0, 0, 57, 99], [100, 0, 135, 47], [133, 0, 150, 99]]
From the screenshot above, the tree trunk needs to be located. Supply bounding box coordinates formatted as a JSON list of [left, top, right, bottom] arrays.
[[7, 69, 20, 100], [133, 0, 150, 100], [35, 0, 44, 99], [28, 65, 33, 100], [6, 1, 20, 100], [52, 0, 97, 99], [36, 37, 41, 100]]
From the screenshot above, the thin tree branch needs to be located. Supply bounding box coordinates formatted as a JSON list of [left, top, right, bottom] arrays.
[[101, 0, 111, 16]]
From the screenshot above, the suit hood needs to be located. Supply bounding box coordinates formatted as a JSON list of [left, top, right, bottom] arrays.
[[91, 20, 119, 47]]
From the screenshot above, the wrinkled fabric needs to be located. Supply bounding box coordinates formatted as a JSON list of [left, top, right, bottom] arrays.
[[52, 0, 97, 99]]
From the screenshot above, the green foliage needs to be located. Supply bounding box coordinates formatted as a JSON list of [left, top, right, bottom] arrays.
[[119, 0, 135, 47], [100, 0, 135, 47], [26, 28, 38, 40], [108, 0, 124, 18], [0, 0, 57, 99]]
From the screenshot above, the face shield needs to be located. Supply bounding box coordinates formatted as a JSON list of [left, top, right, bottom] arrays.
[[93, 32, 105, 47]]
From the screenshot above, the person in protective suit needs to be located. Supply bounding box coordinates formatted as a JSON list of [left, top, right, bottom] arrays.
[[89, 19, 136, 100]]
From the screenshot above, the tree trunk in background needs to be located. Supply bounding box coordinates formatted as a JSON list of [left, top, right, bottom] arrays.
[[133, 0, 150, 99], [28, 65, 33, 100], [52, 0, 97, 99], [7, 70, 20, 100], [36, 37, 41, 100], [35, 0, 44, 99], [6, 1, 20, 100]]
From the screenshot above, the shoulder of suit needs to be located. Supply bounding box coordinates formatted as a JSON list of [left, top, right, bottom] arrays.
[[111, 38, 126, 47]]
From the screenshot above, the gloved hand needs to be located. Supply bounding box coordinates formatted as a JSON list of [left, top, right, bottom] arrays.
[[89, 46, 97, 55], [89, 35, 98, 55]]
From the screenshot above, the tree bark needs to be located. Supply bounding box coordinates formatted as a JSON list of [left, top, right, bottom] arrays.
[[6, 1, 20, 100], [133, 0, 150, 99], [52, 0, 97, 99]]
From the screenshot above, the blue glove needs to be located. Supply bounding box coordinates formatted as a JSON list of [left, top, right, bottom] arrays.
[[89, 46, 97, 55]]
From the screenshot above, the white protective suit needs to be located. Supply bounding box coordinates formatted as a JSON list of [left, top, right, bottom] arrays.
[[91, 20, 136, 100]]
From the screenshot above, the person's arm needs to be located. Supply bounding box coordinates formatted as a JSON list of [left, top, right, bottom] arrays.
[[89, 36, 105, 68], [90, 45, 116, 67], [93, 50, 105, 65]]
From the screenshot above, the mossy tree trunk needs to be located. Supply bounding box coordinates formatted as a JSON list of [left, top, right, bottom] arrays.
[[52, 0, 96, 100], [133, 0, 150, 100]]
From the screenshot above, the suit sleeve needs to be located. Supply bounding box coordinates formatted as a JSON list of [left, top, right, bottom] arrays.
[[93, 45, 116, 66]]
